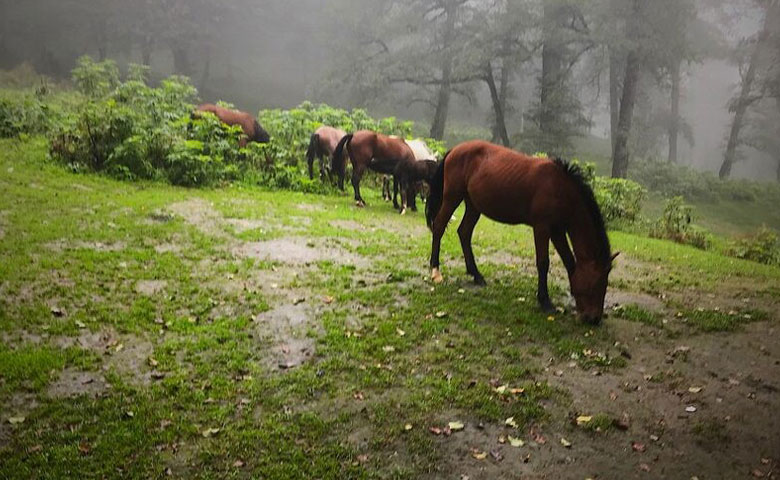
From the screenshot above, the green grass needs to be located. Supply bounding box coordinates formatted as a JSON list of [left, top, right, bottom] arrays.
[[0, 137, 778, 478]]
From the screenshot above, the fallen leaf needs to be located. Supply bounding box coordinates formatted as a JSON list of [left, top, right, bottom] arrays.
[[396, 328, 406, 337], [632, 442, 646, 453], [404, 423, 413, 431], [233, 460, 245, 468], [75, 320, 86, 329], [505, 417, 518, 429], [435, 311, 448, 318], [322, 296, 334, 304], [685, 406, 697, 413], [510, 387, 525, 395], [8, 416, 25, 425], [353, 392, 365, 401], [498, 435, 506, 444], [471, 449, 487, 460], [429, 426, 443, 436], [494, 385, 508, 394], [357, 454, 369, 463], [202, 427, 220, 438], [382, 346, 395, 353], [29, 444, 43, 453], [125, 411, 135, 418], [508, 436, 524, 448], [560, 438, 572, 448], [78, 442, 91, 456], [576, 415, 593, 426], [293, 297, 305, 305], [148, 357, 159, 367], [448, 421, 465, 432], [688, 386, 703, 393]]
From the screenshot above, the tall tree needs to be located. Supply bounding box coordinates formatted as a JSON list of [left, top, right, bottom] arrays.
[[719, 0, 778, 179]]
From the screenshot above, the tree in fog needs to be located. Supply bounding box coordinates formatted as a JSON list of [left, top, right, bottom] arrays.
[[720, 0, 780, 179]]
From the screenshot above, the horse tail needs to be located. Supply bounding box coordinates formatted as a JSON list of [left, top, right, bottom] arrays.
[[254, 120, 270, 143], [332, 134, 353, 188], [426, 151, 448, 231], [306, 133, 319, 179]]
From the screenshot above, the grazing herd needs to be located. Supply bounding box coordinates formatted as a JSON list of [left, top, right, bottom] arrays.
[[194, 103, 614, 324]]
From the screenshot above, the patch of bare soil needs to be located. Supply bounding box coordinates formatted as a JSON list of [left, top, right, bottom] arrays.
[[606, 290, 667, 312], [47, 369, 109, 399], [168, 199, 227, 238], [0, 393, 38, 448], [252, 303, 318, 371], [420, 316, 779, 479], [135, 280, 167, 296], [45, 240, 126, 252], [225, 218, 266, 234], [233, 237, 366, 266], [6, 328, 158, 391]]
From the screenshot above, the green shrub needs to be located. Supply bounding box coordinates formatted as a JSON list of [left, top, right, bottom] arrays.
[[727, 225, 780, 266], [592, 176, 645, 225], [629, 159, 778, 204], [651, 196, 710, 249]]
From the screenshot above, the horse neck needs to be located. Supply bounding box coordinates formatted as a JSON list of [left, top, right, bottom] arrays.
[[567, 202, 602, 265]]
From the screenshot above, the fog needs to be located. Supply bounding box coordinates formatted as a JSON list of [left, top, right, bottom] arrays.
[[1, 0, 778, 181]]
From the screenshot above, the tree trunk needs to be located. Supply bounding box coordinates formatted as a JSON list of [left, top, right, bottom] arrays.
[[429, 4, 457, 140], [172, 44, 192, 77], [540, 2, 566, 143], [485, 63, 511, 147], [720, 41, 763, 179], [609, 48, 622, 154], [611, 50, 641, 178], [141, 36, 154, 66], [668, 59, 681, 163]]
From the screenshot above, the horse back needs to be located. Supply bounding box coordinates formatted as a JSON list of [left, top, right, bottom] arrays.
[[445, 141, 570, 226]]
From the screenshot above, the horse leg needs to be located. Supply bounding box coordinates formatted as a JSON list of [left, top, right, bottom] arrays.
[[551, 229, 576, 278], [458, 199, 484, 285], [430, 197, 463, 284], [392, 175, 400, 210], [409, 183, 418, 212], [533, 227, 555, 313], [352, 163, 367, 207]]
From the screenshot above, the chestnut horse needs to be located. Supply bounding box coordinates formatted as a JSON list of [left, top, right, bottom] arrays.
[[306, 126, 347, 180], [332, 131, 415, 207], [194, 104, 270, 147], [425, 141, 618, 324]]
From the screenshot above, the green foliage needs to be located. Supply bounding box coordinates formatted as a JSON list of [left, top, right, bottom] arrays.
[[629, 159, 780, 204], [651, 196, 711, 249], [72, 56, 120, 98], [728, 225, 780, 266], [593, 177, 645, 225]]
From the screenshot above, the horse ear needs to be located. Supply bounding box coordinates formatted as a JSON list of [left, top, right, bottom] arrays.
[[611, 252, 621, 262]]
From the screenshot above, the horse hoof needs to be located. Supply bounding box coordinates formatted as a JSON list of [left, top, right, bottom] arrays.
[[540, 304, 556, 314], [431, 268, 444, 284], [474, 276, 487, 286], [400, 208, 407, 216], [355, 201, 365, 208]]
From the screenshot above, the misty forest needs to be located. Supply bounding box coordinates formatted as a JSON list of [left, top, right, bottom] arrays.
[[1, 0, 779, 478]]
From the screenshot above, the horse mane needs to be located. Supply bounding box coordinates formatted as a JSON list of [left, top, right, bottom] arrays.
[[553, 158, 611, 265]]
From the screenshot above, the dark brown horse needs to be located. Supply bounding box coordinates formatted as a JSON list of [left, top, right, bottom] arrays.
[[194, 104, 270, 147], [394, 159, 439, 214], [306, 126, 347, 180], [332, 131, 416, 208], [425, 141, 619, 324]]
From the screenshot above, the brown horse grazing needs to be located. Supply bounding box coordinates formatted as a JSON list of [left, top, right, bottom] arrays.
[[306, 126, 347, 180], [194, 104, 270, 147], [425, 141, 619, 324], [394, 159, 439, 214], [332, 131, 416, 207]]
